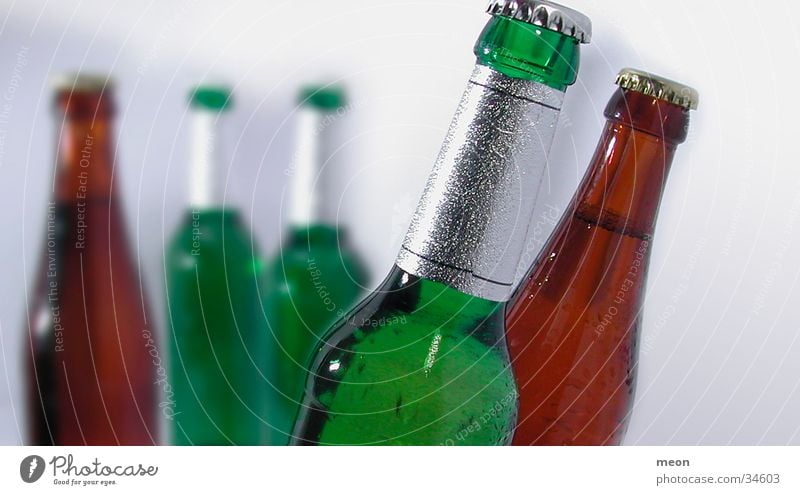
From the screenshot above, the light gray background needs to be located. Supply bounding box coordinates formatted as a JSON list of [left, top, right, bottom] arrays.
[[0, 0, 798, 445]]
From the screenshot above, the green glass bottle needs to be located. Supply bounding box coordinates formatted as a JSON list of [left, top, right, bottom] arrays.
[[166, 86, 266, 445], [262, 86, 369, 445], [291, 0, 591, 446]]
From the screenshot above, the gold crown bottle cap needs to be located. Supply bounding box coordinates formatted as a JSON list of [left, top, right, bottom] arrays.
[[615, 68, 699, 110]]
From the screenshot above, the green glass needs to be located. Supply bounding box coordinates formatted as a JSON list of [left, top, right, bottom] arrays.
[[262, 225, 368, 445], [292, 267, 517, 445], [166, 210, 266, 445], [262, 84, 369, 444], [475, 16, 580, 90], [290, 7, 587, 446]]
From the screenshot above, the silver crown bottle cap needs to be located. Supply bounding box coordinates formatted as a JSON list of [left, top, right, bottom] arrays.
[[615, 68, 699, 110], [486, 0, 592, 43]]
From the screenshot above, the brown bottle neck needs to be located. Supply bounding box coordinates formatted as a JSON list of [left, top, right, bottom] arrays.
[[572, 88, 690, 239], [54, 90, 116, 203]]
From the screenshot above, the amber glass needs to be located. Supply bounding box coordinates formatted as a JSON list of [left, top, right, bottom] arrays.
[[25, 86, 157, 445], [506, 88, 690, 445]]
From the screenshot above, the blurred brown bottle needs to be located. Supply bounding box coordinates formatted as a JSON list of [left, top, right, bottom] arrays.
[[25, 75, 156, 445], [506, 69, 698, 445]]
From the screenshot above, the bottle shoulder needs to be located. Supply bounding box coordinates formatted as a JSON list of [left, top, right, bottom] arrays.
[[265, 231, 368, 279], [262, 245, 367, 304], [167, 211, 262, 276], [169, 210, 257, 249], [297, 267, 516, 446], [319, 266, 504, 348]]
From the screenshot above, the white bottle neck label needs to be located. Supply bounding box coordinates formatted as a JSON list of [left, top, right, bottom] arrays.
[[189, 108, 225, 208], [288, 107, 340, 227]]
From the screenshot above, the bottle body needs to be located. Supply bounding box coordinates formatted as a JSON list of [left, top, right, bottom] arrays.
[[292, 60, 570, 447], [262, 86, 369, 445], [166, 210, 266, 445], [165, 87, 268, 445], [506, 88, 690, 445], [291, 266, 517, 445], [262, 226, 368, 445], [290, 5, 588, 445], [25, 83, 156, 445], [507, 208, 651, 445]]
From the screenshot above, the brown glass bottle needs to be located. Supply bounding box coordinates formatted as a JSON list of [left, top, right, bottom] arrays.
[[25, 75, 156, 445], [506, 69, 698, 445]]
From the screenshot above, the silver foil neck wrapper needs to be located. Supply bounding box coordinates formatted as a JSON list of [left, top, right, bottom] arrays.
[[396, 65, 564, 302]]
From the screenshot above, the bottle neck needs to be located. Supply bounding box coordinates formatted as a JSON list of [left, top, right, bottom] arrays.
[[475, 16, 581, 90], [189, 107, 225, 208], [54, 91, 115, 203], [573, 89, 690, 239], [288, 107, 338, 228], [396, 65, 566, 302]]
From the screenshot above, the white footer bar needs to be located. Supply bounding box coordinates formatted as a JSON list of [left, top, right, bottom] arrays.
[[1, 446, 798, 493]]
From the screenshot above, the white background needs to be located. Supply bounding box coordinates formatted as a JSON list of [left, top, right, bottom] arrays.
[[0, 0, 799, 445]]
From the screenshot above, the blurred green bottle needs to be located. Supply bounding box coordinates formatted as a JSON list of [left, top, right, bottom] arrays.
[[262, 86, 369, 445], [166, 86, 267, 445], [291, 0, 591, 445]]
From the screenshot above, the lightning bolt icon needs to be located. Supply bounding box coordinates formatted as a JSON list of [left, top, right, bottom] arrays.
[[28, 458, 37, 479]]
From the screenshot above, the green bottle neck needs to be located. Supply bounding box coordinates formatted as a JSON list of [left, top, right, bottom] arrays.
[[474, 16, 580, 91]]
